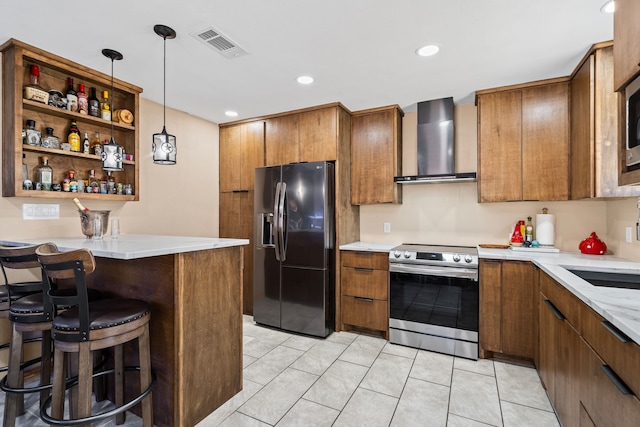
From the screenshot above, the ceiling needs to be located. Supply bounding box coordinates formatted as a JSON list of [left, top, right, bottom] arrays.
[[1, 0, 613, 125]]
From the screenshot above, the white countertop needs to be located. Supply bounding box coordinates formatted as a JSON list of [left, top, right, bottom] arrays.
[[1, 235, 249, 260], [479, 247, 640, 345], [339, 241, 399, 253]]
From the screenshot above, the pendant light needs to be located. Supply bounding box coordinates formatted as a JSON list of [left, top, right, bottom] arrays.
[[101, 48, 124, 172], [152, 24, 177, 165]]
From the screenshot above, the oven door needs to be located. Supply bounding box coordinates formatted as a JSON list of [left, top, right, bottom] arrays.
[[389, 263, 479, 359]]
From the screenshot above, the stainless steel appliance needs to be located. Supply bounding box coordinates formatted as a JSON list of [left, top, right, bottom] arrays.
[[625, 73, 640, 166], [389, 244, 479, 359], [254, 161, 335, 337]]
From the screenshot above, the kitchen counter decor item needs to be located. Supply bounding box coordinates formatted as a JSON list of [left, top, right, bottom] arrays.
[[579, 231, 607, 255], [536, 207, 555, 246], [510, 223, 524, 246]]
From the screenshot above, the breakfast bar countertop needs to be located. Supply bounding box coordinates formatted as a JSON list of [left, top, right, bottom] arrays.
[[0, 234, 249, 260]]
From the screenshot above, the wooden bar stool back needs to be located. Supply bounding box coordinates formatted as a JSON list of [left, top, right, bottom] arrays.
[[0, 244, 55, 427], [36, 245, 154, 427]]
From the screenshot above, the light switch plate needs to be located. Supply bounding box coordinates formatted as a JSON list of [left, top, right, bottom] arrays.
[[626, 226, 633, 243], [22, 204, 59, 220], [383, 222, 391, 233]]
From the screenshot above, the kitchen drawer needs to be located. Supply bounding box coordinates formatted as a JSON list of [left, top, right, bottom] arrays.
[[341, 251, 389, 271], [341, 266, 388, 300], [580, 337, 640, 427], [341, 296, 388, 332], [581, 303, 640, 398], [539, 271, 582, 332]]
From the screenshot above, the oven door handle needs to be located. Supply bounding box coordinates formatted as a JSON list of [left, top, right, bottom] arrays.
[[389, 263, 478, 281]]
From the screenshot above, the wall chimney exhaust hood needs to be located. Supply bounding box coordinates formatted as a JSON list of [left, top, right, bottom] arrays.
[[395, 97, 477, 184]]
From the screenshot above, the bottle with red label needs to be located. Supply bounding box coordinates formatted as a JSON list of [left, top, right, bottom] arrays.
[[77, 83, 88, 114]]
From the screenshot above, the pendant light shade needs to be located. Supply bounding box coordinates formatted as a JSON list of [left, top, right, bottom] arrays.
[[101, 48, 124, 172], [153, 24, 177, 165]]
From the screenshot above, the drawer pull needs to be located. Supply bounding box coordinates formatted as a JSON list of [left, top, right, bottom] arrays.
[[354, 267, 374, 272], [601, 320, 630, 343], [354, 296, 374, 302], [544, 299, 565, 321], [231, 190, 250, 193], [600, 365, 633, 396]]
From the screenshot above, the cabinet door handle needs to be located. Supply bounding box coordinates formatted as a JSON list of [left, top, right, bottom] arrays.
[[544, 299, 565, 321], [600, 365, 633, 396], [354, 296, 374, 302], [354, 267, 374, 272], [601, 320, 630, 343], [483, 260, 501, 265], [232, 190, 250, 193]]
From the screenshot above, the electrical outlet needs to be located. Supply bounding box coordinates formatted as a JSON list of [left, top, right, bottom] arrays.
[[626, 227, 633, 243], [22, 204, 59, 220], [383, 222, 391, 233]]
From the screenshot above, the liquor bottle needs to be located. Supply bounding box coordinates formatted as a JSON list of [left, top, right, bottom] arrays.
[[36, 157, 53, 191], [41, 127, 60, 149], [101, 90, 111, 121], [68, 120, 81, 152], [69, 170, 78, 192], [65, 78, 78, 112], [99, 171, 108, 194], [107, 172, 117, 194], [82, 132, 90, 154], [25, 119, 41, 146], [88, 169, 100, 193], [88, 87, 100, 117], [72, 197, 89, 211], [77, 84, 88, 114], [90, 132, 102, 156], [525, 216, 534, 242], [23, 64, 48, 104]]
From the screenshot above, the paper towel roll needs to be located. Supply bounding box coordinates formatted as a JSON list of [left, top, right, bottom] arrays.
[[536, 214, 555, 246]]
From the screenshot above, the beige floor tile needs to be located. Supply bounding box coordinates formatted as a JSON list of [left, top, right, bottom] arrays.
[[195, 380, 263, 426], [303, 360, 369, 410], [290, 340, 347, 375], [454, 357, 495, 377], [338, 334, 386, 367], [281, 334, 320, 351], [449, 368, 502, 426], [333, 388, 398, 427], [243, 345, 304, 385], [238, 368, 319, 425], [275, 398, 339, 427], [218, 412, 270, 427], [494, 361, 553, 411], [325, 331, 359, 346], [391, 377, 449, 427], [410, 349, 454, 386], [501, 401, 560, 427], [360, 352, 413, 397], [381, 342, 419, 359], [447, 413, 496, 426], [243, 354, 258, 369]]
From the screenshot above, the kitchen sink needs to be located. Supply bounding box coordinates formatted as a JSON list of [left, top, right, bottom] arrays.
[[567, 269, 640, 291]]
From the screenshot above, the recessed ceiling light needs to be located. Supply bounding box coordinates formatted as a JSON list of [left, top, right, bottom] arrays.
[[225, 110, 238, 117], [601, 0, 614, 13], [297, 76, 314, 85], [416, 45, 440, 57]]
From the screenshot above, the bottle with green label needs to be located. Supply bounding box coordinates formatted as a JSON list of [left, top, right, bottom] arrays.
[[36, 156, 53, 190]]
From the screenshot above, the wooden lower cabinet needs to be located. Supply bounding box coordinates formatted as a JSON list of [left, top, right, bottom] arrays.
[[219, 191, 254, 314], [479, 259, 535, 359], [538, 271, 640, 427], [340, 251, 389, 338]]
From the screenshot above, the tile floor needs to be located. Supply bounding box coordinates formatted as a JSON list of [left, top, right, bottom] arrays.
[[1, 315, 561, 427]]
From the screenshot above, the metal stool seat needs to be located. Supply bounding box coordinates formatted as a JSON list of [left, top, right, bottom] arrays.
[[37, 245, 154, 427]]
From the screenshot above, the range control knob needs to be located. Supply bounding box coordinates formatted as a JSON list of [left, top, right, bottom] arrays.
[[393, 250, 401, 258], [465, 254, 473, 263], [453, 253, 461, 262], [404, 251, 411, 259]]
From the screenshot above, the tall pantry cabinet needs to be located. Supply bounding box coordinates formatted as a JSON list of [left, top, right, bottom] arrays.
[[218, 121, 265, 315]]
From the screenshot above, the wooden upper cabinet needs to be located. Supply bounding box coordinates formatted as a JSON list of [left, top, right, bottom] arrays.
[[351, 105, 403, 205], [614, 0, 640, 91], [477, 80, 569, 202], [570, 43, 640, 199], [521, 82, 569, 201], [299, 108, 338, 162], [265, 114, 299, 166], [219, 121, 265, 192], [477, 90, 523, 202]]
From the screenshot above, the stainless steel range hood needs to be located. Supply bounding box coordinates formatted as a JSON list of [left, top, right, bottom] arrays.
[[395, 97, 477, 184]]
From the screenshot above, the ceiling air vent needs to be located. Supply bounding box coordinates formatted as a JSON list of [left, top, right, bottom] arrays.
[[191, 26, 248, 59]]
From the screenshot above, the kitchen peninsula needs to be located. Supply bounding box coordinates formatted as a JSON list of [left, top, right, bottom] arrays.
[[1, 234, 249, 427]]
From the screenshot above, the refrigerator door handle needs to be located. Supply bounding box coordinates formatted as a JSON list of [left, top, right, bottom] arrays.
[[273, 181, 282, 261], [278, 181, 287, 261]]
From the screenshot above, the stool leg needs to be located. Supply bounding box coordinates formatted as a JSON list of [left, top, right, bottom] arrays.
[[77, 342, 92, 426], [115, 344, 125, 425], [51, 347, 66, 422], [93, 349, 106, 402], [139, 323, 153, 427], [3, 323, 24, 427], [39, 329, 52, 406], [68, 351, 79, 419]]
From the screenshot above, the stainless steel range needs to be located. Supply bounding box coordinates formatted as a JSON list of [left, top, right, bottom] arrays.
[[389, 244, 479, 360]]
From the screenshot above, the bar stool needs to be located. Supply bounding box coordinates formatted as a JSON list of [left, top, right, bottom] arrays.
[[0, 244, 55, 427], [37, 245, 154, 426]]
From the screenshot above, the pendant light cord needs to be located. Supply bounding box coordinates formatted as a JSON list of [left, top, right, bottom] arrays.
[[110, 59, 114, 142], [163, 35, 167, 130]]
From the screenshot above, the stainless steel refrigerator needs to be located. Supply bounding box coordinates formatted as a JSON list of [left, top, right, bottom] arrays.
[[254, 161, 335, 337]]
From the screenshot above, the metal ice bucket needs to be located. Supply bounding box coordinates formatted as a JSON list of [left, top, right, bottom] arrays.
[[79, 210, 110, 238]]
